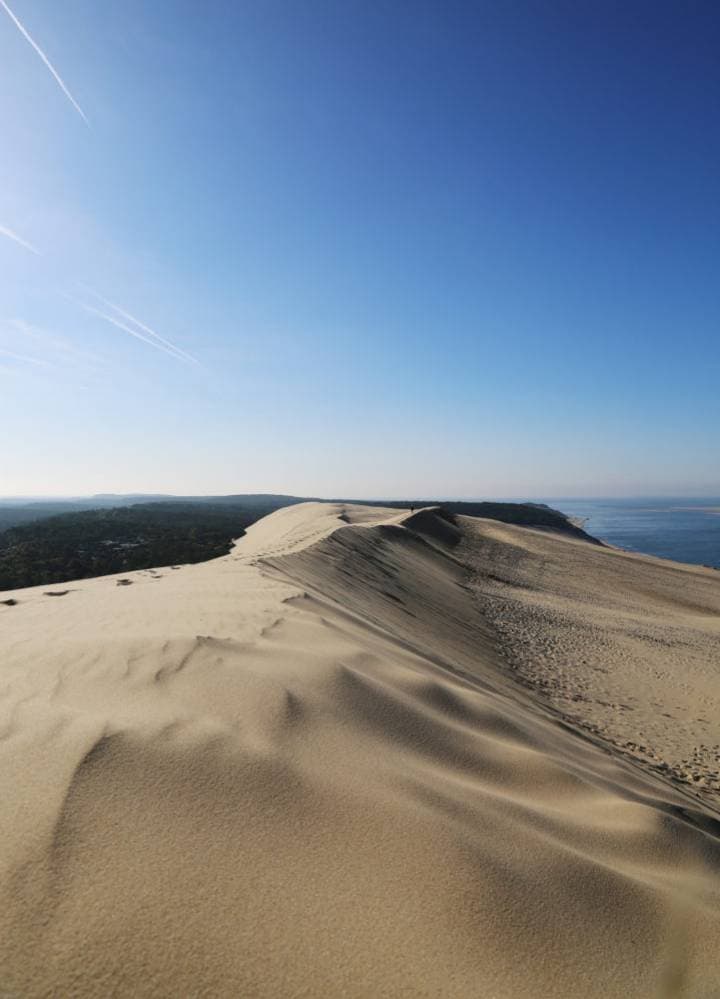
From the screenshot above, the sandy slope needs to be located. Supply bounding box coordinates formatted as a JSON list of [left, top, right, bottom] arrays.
[[1, 502, 719, 997], [459, 518, 720, 805]]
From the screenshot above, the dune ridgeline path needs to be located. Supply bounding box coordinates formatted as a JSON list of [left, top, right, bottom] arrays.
[[1, 502, 719, 997]]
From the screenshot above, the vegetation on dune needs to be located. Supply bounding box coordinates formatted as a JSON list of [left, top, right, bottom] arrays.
[[0, 502, 281, 591], [0, 502, 86, 533], [0, 494, 307, 533]]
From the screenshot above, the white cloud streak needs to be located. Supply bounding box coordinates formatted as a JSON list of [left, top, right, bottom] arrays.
[[7, 319, 103, 365], [0, 224, 40, 255], [76, 300, 198, 367], [0, 347, 50, 367], [79, 287, 201, 366], [0, 0, 89, 125]]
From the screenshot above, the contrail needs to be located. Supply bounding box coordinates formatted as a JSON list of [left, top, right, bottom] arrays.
[[81, 286, 201, 366], [0, 0, 89, 125], [77, 300, 197, 366], [8, 319, 103, 364], [0, 347, 49, 367], [0, 224, 40, 255]]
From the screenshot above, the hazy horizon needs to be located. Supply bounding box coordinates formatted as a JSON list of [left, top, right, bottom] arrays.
[[2, 489, 720, 504], [2, 2, 718, 497]]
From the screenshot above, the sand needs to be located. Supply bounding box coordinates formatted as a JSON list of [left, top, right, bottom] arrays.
[[0, 501, 719, 997]]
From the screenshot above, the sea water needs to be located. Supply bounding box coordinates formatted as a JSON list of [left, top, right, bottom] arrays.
[[545, 498, 720, 569]]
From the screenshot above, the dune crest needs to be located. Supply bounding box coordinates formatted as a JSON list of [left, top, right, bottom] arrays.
[[1, 502, 719, 997]]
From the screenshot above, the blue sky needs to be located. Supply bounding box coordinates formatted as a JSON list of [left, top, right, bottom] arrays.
[[1, 0, 718, 498]]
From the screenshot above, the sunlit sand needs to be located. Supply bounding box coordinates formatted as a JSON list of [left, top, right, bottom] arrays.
[[1, 503, 719, 996]]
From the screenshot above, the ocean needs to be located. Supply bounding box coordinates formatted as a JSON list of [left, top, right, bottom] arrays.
[[545, 498, 720, 569]]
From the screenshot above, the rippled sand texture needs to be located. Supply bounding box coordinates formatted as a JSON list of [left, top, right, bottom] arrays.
[[1, 502, 719, 997]]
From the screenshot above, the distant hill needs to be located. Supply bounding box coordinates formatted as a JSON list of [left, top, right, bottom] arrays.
[[339, 499, 600, 544], [0, 494, 310, 533]]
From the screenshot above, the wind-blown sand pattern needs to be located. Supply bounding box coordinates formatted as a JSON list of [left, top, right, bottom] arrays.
[[1, 502, 719, 997]]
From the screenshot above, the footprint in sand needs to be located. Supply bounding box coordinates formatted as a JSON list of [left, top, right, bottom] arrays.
[[1, 598, 18, 606], [43, 590, 71, 597], [116, 579, 133, 587]]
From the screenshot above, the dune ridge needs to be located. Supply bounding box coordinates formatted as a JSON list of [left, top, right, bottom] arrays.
[[1, 501, 719, 997]]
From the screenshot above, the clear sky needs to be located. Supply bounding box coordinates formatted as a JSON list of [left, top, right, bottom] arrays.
[[1, 0, 718, 499]]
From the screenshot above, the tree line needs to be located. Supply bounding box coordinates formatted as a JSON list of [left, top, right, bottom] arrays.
[[0, 502, 277, 591]]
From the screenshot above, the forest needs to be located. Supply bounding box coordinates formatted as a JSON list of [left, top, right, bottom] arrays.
[[0, 501, 280, 591]]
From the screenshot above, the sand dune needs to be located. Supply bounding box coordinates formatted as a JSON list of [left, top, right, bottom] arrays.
[[1, 502, 719, 997]]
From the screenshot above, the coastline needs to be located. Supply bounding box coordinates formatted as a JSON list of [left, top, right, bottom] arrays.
[[550, 497, 720, 570]]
